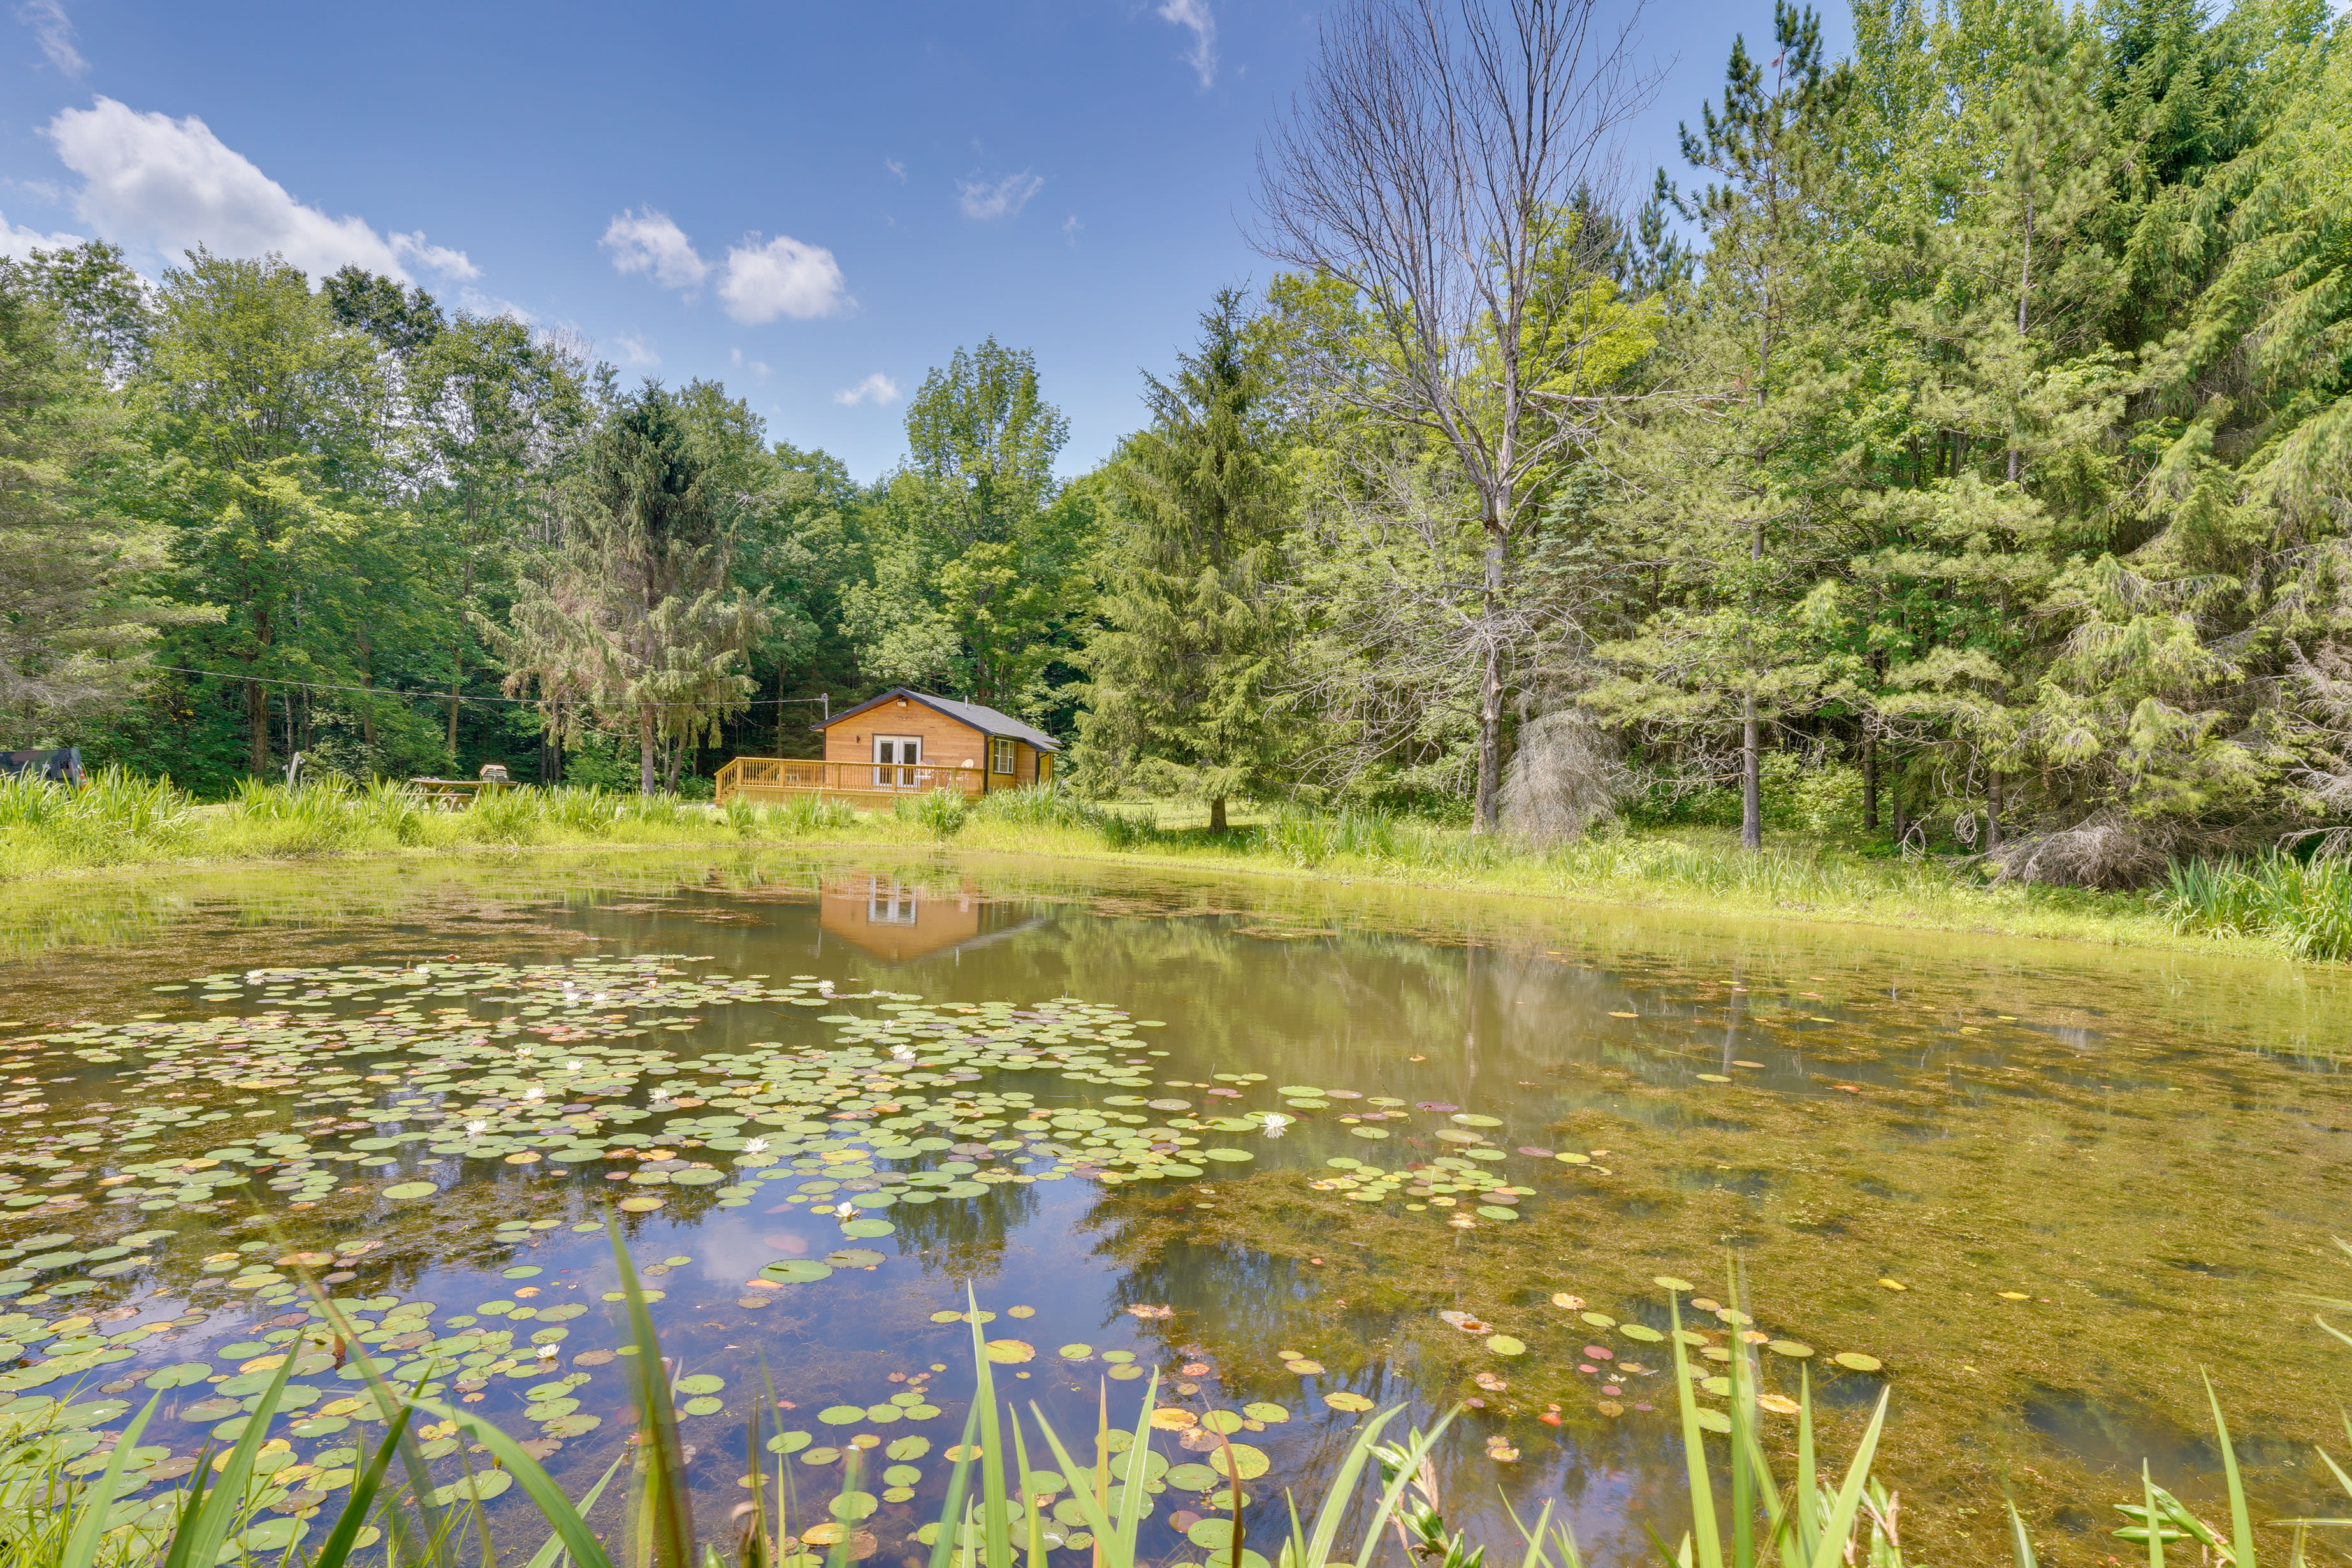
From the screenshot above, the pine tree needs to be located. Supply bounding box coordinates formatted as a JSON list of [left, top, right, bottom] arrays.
[[1082, 289, 1293, 831], [1592, 4, 1857, 850], [493, 385, 771, 793]]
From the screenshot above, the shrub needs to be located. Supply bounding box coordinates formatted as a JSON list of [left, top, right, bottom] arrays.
[[895, 787, 969, 839]]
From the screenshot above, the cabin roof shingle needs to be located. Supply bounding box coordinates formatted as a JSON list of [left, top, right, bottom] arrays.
[[818, 687, 1063, 752]]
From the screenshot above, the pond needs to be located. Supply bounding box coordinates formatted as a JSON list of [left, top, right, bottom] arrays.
[[2, 848, 2348, 1565]]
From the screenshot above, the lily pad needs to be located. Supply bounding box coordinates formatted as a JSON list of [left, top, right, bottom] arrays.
[[818, 1405, 866, 1425], [1209, 1444, 1270, 1480], [382, 1182, 439, 1200], [985, 1339, 1035, 1364], [1486, 1335, 1526, 1356], [676, 1374, 725, 1395], [1833, 1352, 1883, 1372], [886, 1436, 930, 1460], [1241, 1402, 1289, 1422], [1323, 1391, 1374, 1413]]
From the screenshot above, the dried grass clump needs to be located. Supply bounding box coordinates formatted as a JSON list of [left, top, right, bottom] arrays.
[[1500, 710, 1626, 847], [1986, 815, 2169, 889]]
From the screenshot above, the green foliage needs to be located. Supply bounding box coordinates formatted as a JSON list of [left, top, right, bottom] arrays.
[[2158, 852, 2352, 959], [493, 384, 771, 794], [843, 340, 1093, 715], [1082, 289, 1294, 829], [894, 787, 971, 840]]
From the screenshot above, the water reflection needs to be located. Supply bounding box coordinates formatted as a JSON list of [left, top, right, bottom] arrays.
[[0, 850, 2347, 1566]]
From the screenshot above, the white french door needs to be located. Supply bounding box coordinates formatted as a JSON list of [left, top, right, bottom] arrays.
[[873, 735, 922, 788]]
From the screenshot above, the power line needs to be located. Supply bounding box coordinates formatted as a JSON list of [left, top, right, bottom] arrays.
[[145, 664, 830, 714]]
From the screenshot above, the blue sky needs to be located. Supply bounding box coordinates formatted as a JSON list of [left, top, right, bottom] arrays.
[[1, 1, 1845, 482]]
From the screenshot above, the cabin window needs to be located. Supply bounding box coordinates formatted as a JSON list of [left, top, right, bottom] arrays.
[[991, 737, 1015, 775]]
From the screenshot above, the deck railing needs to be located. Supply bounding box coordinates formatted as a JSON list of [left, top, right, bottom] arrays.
[[715, 757, 988, 803]]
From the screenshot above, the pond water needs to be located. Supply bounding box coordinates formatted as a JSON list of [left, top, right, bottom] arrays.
[[2, 848, 2349, 1565]]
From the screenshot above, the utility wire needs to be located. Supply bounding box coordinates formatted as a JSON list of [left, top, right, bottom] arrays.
[[143, 664, 830, 713]]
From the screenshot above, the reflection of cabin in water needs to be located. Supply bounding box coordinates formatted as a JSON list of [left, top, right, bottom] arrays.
[[716, 688, 1062, 807], [818, 874, 1042, 962]]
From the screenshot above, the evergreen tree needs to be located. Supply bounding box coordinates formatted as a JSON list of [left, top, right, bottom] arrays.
[[1082, 289, 1293, 830], [493, 384, 771, 794]]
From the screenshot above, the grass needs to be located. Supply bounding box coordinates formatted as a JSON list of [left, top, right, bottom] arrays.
[[11, 1247, 2344, 1568], [2, 771, 2343, 962], [2158, 853, 2352, 962]]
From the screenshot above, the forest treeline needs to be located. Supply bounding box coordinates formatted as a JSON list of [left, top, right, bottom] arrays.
[[2, 0, 2348, 884]]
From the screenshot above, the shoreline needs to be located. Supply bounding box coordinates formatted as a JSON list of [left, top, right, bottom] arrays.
[[8, 813, 2311, 969]]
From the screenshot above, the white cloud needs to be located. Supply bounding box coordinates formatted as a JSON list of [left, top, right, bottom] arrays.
[[957, 171, 1043, 221], [834, 372, 900, 407], [18, 0, 85, 79], [1061, 214, 1083, 247], [606, 210, 848, 323], [0, 208, 82, 259], [716, 233, 848, 323], [729, 347, 771, 378], [43, 97, 474, 283], [883, 158, 906, 183], [1159, 0, 1218, 88], [613, 333, 659, 366], [602, 207, 708, 288], [390, 231, 479, 279]]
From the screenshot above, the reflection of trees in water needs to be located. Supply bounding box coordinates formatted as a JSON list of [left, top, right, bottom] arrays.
[[893, 1179, 1040, 1283]]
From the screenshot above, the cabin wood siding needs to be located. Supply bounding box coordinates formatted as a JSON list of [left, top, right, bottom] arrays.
[[824, 700, 989, 774]]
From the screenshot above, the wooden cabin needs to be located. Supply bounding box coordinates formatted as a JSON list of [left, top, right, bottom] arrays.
[[714, 688, 1062, 807]]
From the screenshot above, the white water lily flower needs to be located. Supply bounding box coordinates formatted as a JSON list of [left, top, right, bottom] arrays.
[[744, 1138, 769, 1154], [834, 1201, 857, 1219], [465, 1119, 487, 1136], [521, 1086, 545, 1103], [536, 1345, 558, 1360], [890, 1045, 917, 1063], [566, 1061, 583, 1072], [1260, 1112, 1292, 1138], [517, 1047, 534, 1057]]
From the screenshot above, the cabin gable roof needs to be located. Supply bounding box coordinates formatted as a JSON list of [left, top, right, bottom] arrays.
[[817, 688, 1063, 752]]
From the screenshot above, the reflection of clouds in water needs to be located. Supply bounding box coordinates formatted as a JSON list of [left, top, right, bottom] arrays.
[[762, 1233, 811, 1254]]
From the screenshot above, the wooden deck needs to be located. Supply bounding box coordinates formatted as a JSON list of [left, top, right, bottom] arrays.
[[715, 757, 988, 807]]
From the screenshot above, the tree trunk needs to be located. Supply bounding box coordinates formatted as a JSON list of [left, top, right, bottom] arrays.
[[1987, 769, 2003, 850], [638, 716, 656, 796], [1861, 732, 1879, 831], [246, 676, 270, 777], [1740, 695, 1762, 850], [1472, 539, 1505, 834], [1209, 794, 1227, 833]]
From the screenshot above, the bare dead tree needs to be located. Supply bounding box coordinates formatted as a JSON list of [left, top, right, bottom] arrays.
[[1254, 0, 1653, 830]]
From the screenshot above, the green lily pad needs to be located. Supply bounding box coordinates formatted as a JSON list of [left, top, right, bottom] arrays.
[[818, 1404, 866, 1425], [1241, 1402, 1289, 1423], [382, 1182, 439, 1200], [1833, 1352, 1882, 1372], [1486, 1335, 1526, 1356], [887, 1435, 930, 1460], [1618, 1324, 1665, 1342], [768, 1432, 812, 1455], [1201, 1148, 1253, 1163], [1323, 1391, 1374, 1412], [676, 1374, 725, 1395], [762, 1261, 834, 1284]]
